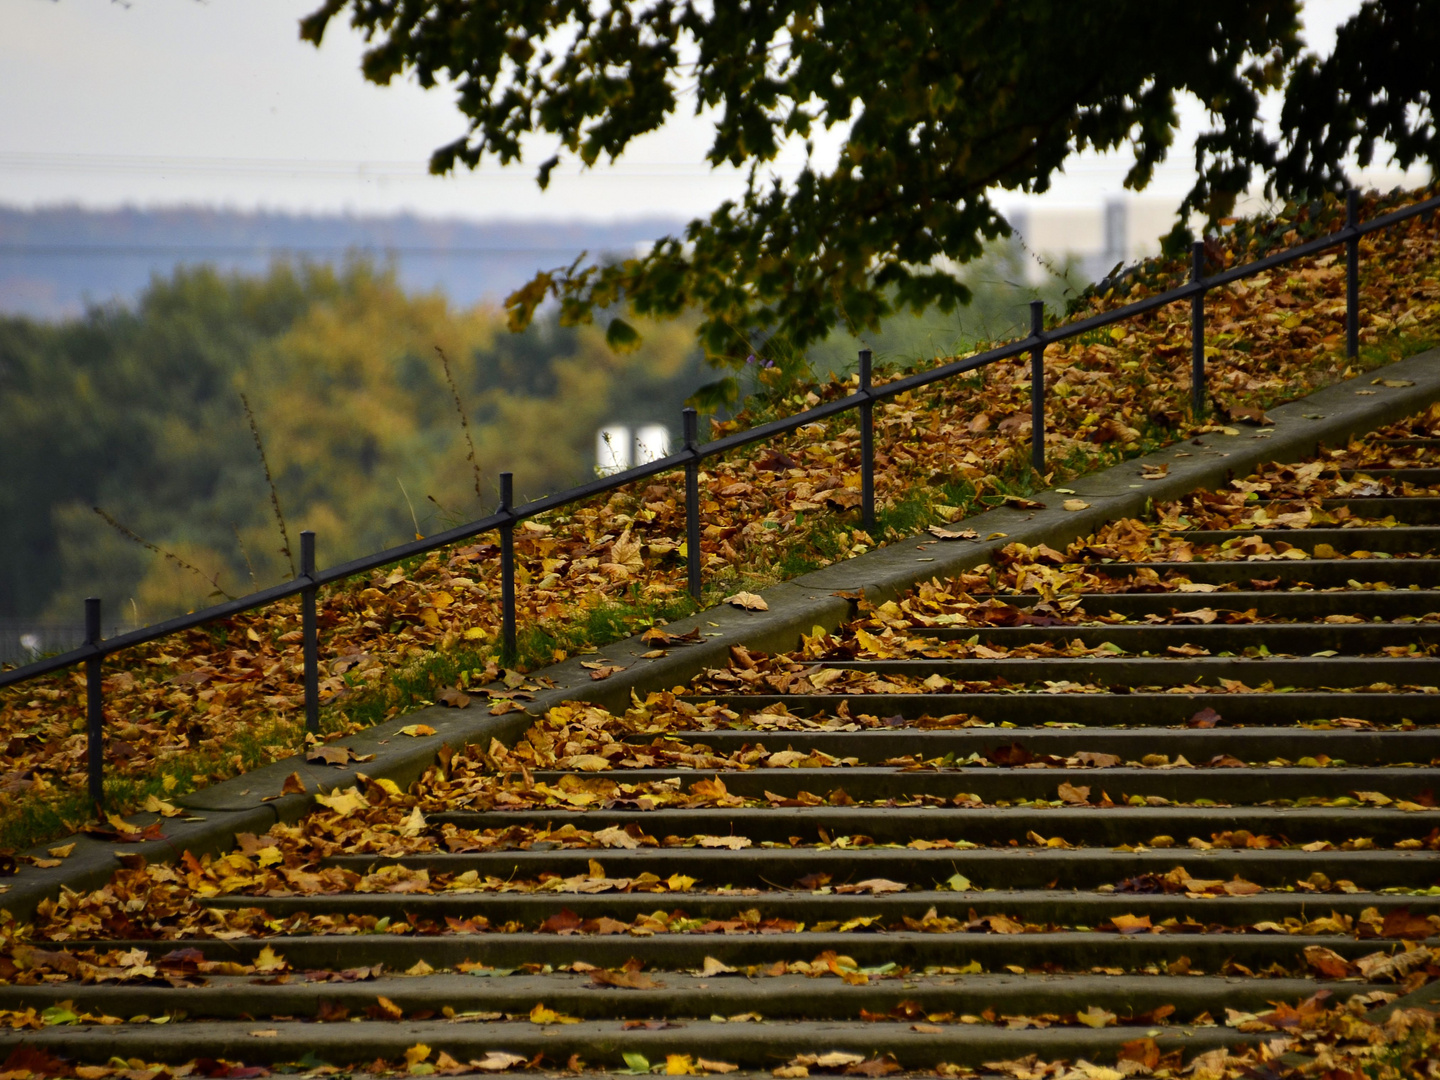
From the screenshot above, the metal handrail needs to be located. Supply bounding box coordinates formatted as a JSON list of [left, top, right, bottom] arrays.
[[3, 187, 1437, 811]]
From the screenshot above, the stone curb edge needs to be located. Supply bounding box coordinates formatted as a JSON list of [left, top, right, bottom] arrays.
[[5, 349, 1439, 924]]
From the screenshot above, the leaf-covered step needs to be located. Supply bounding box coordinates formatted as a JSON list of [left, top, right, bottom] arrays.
[[323, 846, 1440, 891], [674, 692, 1435, 726], [0, 972, 1387, 1026], [907, 621, 1440, 652], [506, 764, 1440, 804], [0, 1013, 1257, 1071], [621, 726, 1440, 765], [39, 931, 1435, 975], [821, 655, 1440, 688], [424, 805, 1439, 846]]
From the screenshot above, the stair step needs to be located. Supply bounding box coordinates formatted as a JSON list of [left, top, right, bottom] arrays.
[[676, 692, 1436, 726], [424, 805, 1439, 846], [909, 622, 1440, 652], [42, 932, 1435, 973], [200, 890, 1440, 926], [1169, 527, 1440, 554], [324, 847, 1440, 890], [0, 1014, 1257, 1071], [622, 727, 1440, 764], [0, 972, 1387, 1025], [1076, 558, 1440, 586], [1065, 590, 1440, 619], [503, 765, 1440, 803], [823, 656, 1440, 688]]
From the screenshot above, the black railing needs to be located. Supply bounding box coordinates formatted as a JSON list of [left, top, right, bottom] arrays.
[[3, 188, 1438, 812]]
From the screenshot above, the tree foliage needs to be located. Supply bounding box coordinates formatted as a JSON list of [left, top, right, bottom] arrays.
[[300, 0, 1436, 362], [0, 262, 710, 625]]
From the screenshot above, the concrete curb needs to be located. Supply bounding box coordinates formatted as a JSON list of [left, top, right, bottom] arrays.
[[5, 349, 1439, 924]]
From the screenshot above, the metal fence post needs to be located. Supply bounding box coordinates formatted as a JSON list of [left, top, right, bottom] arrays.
[[84, 597, 104, 813], [1191, 241, 1207, 418], [1346, 188, 1360, 359], [1029, 300, 1045, 475], [300, 530, 319, 736], [498, 473, 517, 665], [683, 407, 701, 602], [858, 349, 876, 531]]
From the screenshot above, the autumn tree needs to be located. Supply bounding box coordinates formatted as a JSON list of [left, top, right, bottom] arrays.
[[300, 1, 1437, 363]]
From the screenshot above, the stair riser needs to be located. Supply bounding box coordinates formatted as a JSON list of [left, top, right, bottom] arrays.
[[625, 728, 1440, 764], [0, 1019, 1254, 1070], [912, 624, 1440, 652], [675, 692, 1437, 725], [323, 849, 1440, 890], [511, 765, 1440, 803], [200, 892, 1440, 926], [40, 932, 1428, 972], [1070, 590, 1440, 619], [427, 806, 1437, 846], [0, 974, 1383, 1025], [824, 656, 1440, 687]]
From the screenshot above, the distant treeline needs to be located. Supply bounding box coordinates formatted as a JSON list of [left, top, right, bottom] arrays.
[[0, 259, 714, 628], [0, 239, 1081, 632]]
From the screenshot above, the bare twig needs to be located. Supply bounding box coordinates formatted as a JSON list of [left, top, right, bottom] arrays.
[[434, 345, 484, 502], [93, 507, 236, 601], [240, 392, 295, 577], [230, 522, 259, 590], [397, 478, 423, 540]]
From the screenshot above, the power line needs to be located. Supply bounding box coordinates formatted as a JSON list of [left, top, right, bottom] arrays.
[[0, 243, 623, 258]]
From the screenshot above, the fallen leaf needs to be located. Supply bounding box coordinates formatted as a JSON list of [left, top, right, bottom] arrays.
[[1076, 1005, 1117, 1028], [436, 686, 471, 708], [1063, 499, 1090, 511], [400, 723, 437, 737], [928, 526, 979, 540], [725, 591, 769, 611]]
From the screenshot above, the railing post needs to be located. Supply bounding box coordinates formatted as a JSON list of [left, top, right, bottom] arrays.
[[683, 407, 701, 603], [1029, 300, 1045, 476], [858, 349, 875, 532], [300, 530, 319, 736], [498, 472, 517, 665], [84, 597, 104, 813], [1191, 240, 1207, 419], [1346, 188, 1360, 359]]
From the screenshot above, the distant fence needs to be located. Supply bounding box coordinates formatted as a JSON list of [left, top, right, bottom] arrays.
[[3, 187, 1438, 812]]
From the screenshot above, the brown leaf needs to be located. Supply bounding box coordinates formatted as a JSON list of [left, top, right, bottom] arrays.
[[437, 686, 471, 708], [928, 526, 979, 540], [1381, 907, 1435, 939], [1188, 707, 1223, 728], [843, 1056, 901, 1077], [725, 591, 769, 611], [590, 968, 666, 990], [1057, 782, 1091, 805], [280, 771, 307, 795], [588, 665, 626, 681], [1303, 946, 1356, 978]]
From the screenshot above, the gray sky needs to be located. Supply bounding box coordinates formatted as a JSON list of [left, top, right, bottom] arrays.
[[0, 0, 1414, 223]]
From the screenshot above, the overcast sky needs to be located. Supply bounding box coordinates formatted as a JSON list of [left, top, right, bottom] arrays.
[[0, 0, 1418, 224]]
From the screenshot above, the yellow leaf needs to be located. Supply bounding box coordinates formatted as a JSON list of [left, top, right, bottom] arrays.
[[314, 787, 368, 815], [254, 946, 288, 973], [405, 1044, 432, 1066], [666, 873, 696, 892], [529, 1003, 579, 1025], [667, 1055, 698, 1075], [47, 844, 75, 859], [401, 724, 437, 737], [1063, 499, 1090, 511], [463, 627, 487, 640], [143, 794, 183, 817], [1077, 1005, 1117, 1028]]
